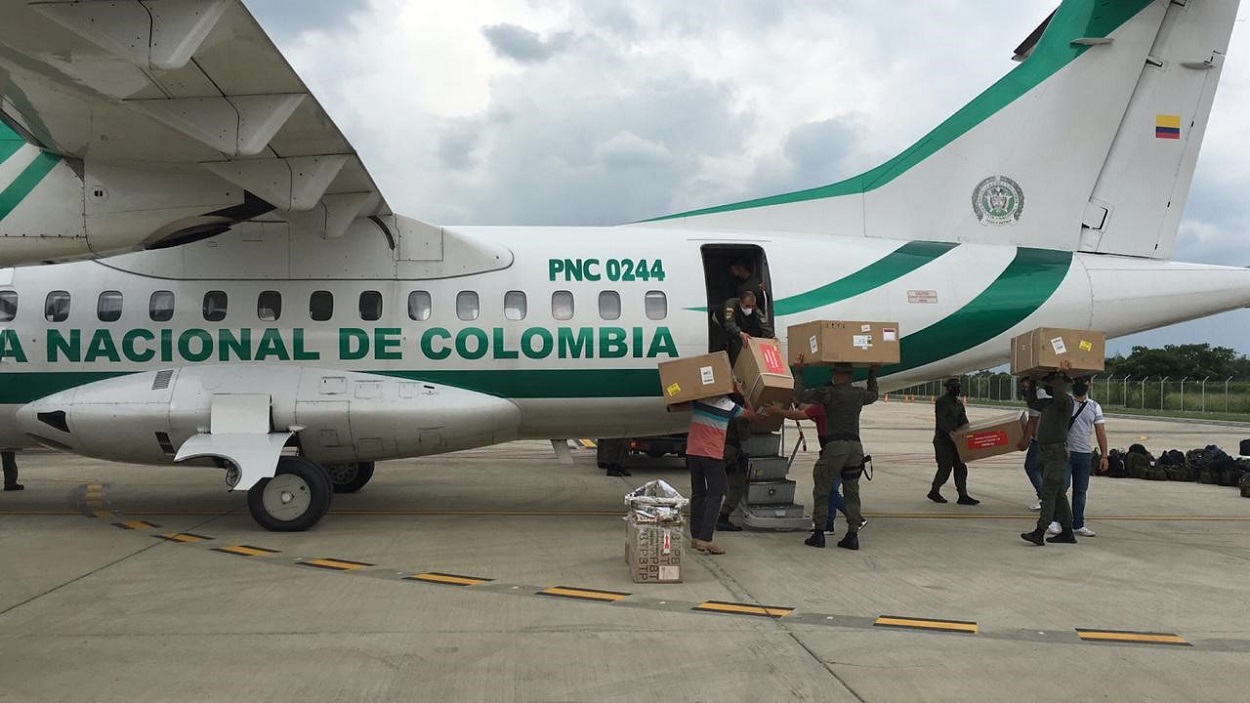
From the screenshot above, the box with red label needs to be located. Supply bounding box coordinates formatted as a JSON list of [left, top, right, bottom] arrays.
[[954, 411, 1028, 463], [733, 337, 794, 431]]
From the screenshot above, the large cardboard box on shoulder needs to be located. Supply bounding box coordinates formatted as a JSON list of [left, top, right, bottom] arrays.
[[955, 411, 1028, 463], [733, 337, 794, 431], [658, 351, 735, 406], [1010, 328, 1106, 377], [787, 320, 901, 366]]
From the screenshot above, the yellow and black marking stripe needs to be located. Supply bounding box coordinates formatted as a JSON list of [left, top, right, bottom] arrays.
[[874, 616, 979, 634], [156, 532, 214, 543], [301, 557, 375, 571], [213, 544, 280, 557], [1075, 628, 1189, 646], [114, 520, 159, 531], [539, 586, 630, 603], [407, 572, 493, 587], [578, 439, 597, 448], [693, 600, 793, 618]]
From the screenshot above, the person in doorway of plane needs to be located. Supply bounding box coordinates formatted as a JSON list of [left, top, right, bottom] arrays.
[[721, 290, 773, 366]]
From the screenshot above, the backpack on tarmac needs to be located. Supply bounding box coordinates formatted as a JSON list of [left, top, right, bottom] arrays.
[[1165, 465, 1191, 481], [1144, 465, 1170, 481], [1220, 466, 1246, 488], [1125, 451, 1155, 480], [1106, 449, 1129, 478], [1199, 466, 1221, 484], [1240, 472, 1250, 498]]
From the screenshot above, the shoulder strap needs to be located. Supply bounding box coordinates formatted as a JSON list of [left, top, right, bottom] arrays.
[[1069, 400, 1089, 429]]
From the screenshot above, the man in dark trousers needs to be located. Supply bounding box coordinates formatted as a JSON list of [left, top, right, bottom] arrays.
[[928, 378, 979, 505], [721, 290, 773, 365], [790, 356, 878, 550], [684, 385, 766, 555], [3, 451, 22, 491], [716, 393, 751, 532], [1021, 361, 1077, 545]]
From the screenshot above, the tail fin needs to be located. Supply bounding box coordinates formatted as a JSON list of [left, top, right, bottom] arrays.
[[649, 0, 1239, 261]]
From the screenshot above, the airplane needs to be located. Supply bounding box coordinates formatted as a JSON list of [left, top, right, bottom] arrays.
[[1, 0, 1248, 531]]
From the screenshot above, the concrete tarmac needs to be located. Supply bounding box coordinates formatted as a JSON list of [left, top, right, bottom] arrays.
[[2, 402, 1249, 702]]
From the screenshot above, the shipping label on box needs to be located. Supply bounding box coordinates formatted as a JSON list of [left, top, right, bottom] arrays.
[[955, 412, 1027, 463], [658, 352, 735, 406], [786, 320, 901, 366], [1010, 327, 1105, 377]]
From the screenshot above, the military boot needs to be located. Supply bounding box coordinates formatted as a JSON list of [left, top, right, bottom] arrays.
[[1020, 528, 1046, 546], [804, 529, 825, 548], [836, 533, 859, 550]]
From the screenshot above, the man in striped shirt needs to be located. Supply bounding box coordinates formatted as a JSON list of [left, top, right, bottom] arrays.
[[686, 387, 767, 555]]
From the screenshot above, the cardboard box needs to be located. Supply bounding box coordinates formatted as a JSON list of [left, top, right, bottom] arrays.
[[733, 337, 795, 408], [657, 351, 734, 406], [1010, 327, 1105, 377], [786, 320, 901, 366], [954, 412, 1028, 463]]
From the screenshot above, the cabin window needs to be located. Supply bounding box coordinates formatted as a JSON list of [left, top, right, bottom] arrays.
[[598, 291, 621, 320], [150, 291, 175, 322], [310, 290, 333, 321], [645, 291, 667, 320], [552, 290, 574, 321], [45, 291, 70, 322], [407, 291, 432, 321], [97, 291, 123, 322], [457, 291, 480, 321], [203, 291, 228, 322], [504, 291, 526, 321], [359, 291, 383, 321], [0, 291, 16, 322], [258, 291, 282, 321]]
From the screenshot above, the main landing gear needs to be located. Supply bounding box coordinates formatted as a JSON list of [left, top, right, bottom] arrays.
[[326, 461, 376, 494], [246, 455, 333, 532]]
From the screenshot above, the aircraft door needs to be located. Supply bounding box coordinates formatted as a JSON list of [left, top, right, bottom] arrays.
[[699, 244, 771, 354]]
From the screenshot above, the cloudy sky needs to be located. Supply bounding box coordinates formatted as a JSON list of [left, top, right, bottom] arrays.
[[245, 0, 1250, 356]]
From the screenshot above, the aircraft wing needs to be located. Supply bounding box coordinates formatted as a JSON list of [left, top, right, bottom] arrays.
[[0, 0, 390, 239]]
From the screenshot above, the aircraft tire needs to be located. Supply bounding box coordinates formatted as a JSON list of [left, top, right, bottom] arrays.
[[328, 461, 376, 494], [247, 456, 333, 532]]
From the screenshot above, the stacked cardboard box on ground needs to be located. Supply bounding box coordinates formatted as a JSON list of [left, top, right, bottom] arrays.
[[624, 480, 687, 583]]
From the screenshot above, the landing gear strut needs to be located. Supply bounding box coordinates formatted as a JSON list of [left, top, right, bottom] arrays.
[[246, 455, 332, 531], [327, 461, 376, 494]]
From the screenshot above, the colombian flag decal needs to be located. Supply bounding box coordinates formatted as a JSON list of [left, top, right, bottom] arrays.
[[1155, 114, 1181, 140]]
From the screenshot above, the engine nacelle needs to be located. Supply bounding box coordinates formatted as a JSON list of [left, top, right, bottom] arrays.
[[16, 365, 522, 465]]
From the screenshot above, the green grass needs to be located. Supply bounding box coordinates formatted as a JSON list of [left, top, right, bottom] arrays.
[[963, 398, 1250, 426]]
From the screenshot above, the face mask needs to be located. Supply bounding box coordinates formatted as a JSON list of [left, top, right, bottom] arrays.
[[741, 307, 754, 316], [1073, 383, 1089, 396], [1043, 385, 1054, 397]]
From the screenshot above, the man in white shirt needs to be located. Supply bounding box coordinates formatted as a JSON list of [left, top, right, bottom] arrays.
[[1049, 377, 1108, 537]]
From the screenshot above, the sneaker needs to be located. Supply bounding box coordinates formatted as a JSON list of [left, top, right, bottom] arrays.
[[1020, 529, 1046, 546], [1029, 501, 1041, 511], [1074, 526, 1096, 537], [804, 529, 826, 548], [926, 491, 947, 504], [716, 516, 743, 532], [1045, 521, 1061, 535], [956, 494, 980, 506], [836, 533, 859, 550], [858, 518, 868, 530], [1046, 531, 1078, 544]]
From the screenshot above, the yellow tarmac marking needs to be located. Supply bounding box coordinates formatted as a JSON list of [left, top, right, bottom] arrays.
[[301, 558, 374, 571], [1076, 629, 1189, 646], [694, 601, 793, 618], [91, 509, 115, 519], [407, 572, 493, 587], [578, 439, 597, 448], [157, 532, 213, 543], [875, 616, 979, 634], [213, 544, 280, 557], [540, 586, 630, 602], [114, 520, 158, 531]]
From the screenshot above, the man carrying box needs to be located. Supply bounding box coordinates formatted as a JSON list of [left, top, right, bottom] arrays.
[[685, 385, 768, 555], [1021, 361, 1078, 546], [789, 356, 878, 550], [722, 290, 773, 365], [928, 378, 980, 506]]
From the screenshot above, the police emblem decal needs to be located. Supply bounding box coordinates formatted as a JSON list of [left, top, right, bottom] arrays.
[[971, 175, 1024, 225]]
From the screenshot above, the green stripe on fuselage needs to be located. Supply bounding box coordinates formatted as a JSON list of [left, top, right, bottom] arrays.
[[0, 150, 61, 221], [772, 241, 958, 316]]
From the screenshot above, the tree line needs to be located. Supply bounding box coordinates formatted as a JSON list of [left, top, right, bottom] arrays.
[[1103, 344, 1250, 380]]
